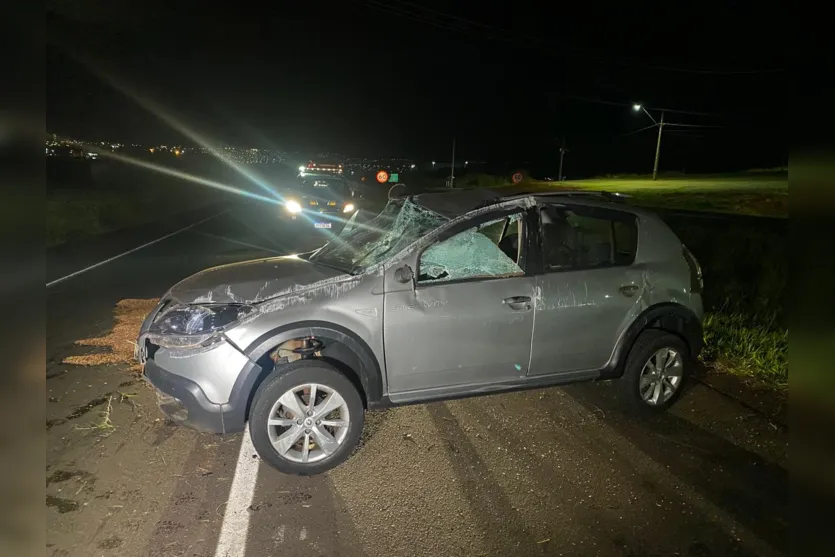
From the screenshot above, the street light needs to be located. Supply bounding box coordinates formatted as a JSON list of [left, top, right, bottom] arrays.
[[632, 103, 665, 181]]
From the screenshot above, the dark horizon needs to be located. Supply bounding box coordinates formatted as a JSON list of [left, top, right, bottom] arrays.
[[46, 0, 786, 175]]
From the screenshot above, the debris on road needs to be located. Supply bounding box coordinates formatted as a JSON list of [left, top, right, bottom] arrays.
[[73, 395, 115, 435], [62, 298, 158, 373]]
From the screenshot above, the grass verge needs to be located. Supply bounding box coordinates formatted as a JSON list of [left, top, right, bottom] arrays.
[[701, 311, 788, 388], [47, 189, 216, 247], [538, 174, 788, 217]]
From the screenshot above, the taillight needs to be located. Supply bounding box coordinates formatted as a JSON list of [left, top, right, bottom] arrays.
[[682, 245, 703, 293]]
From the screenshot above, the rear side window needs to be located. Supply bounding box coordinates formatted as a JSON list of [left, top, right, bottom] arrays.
[[540, 205, 638, 271], [613, 219, 638, 265]]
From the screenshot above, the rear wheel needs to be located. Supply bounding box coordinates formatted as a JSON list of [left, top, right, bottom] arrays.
[[616, 329, 688, 413], [249, 360, 364, 475]]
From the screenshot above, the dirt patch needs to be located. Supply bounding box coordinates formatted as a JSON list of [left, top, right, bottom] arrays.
[[96, 537, 123, 549], [62, 298, 158, 372], [46, 469, 96, 486], [46, 495, 80, 514]]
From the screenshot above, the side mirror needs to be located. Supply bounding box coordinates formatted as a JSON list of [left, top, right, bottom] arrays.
[[394, 264, 417, 293], [394, 265, 413, 284]]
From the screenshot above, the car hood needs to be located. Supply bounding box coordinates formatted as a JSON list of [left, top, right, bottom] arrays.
[[167, 255, 350, 305]]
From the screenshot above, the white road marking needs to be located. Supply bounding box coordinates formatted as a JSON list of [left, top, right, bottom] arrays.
[[46, 210, 227, 288], [299, 526, 308, 541], [274, 524, 285, 545], [214, 424, 260, 557]]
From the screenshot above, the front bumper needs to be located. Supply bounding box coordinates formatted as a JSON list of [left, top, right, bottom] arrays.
[[144, 360, 227, 433], [141, 339, 260, 434]]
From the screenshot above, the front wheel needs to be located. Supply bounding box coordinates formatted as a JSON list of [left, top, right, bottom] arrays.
[[616, 329, 689, 413], [249, 360, 364, 475]]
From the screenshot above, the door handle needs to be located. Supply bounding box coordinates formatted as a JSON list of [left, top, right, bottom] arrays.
[[503, 296, 532, 311], [618, 284, 640, 297]]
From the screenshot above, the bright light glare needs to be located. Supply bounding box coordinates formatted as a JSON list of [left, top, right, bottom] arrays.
[[88, 149, 281, 205], [285, 200, 302, 214], [343, 203, 355, 213], [298, 165, 305, 172], [633, 104, 642, 111]]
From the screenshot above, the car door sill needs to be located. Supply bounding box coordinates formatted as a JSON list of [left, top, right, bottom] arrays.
[[388, 368, 601, 406]]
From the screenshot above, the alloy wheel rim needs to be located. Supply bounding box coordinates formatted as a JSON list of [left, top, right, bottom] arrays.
[[639, 348, 683, 406], [266, 383, 350, 463]]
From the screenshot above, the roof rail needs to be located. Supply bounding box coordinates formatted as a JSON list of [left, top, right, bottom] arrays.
[[489, 190, 630, 205]]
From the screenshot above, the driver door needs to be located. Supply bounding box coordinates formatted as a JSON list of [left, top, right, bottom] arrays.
[[383, 209, 536, 400]]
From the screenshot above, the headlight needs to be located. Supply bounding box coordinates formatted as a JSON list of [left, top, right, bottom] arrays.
[[343, 203, 355, 213], [285, 200, 302, 214], [150, 303, 255, 349]]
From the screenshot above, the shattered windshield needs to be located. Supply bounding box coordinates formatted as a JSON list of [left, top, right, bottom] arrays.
[[308, 198, 447, 273]]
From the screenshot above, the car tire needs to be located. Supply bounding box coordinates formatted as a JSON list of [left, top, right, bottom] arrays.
[[249, 359, 364, 475], [616, 329, 689, 413]]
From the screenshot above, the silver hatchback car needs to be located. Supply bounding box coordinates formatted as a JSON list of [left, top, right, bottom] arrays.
[[137, 189, 703, 475]]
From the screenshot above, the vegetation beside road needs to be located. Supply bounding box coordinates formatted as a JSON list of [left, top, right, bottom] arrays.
[[427, 171, 787, 216], [661, 211, 787, 388], [46, 158, 249, 247], [47, 187, 217, 246], [465, 172, 788, 217], [555, 174, 787, 218]]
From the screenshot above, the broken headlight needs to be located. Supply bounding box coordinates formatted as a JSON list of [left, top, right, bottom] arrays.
[[150, 304, 256, 349]]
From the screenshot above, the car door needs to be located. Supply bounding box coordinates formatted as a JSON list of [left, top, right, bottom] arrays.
[[529, 202, 644, 375], [384, 208, 536, 398]]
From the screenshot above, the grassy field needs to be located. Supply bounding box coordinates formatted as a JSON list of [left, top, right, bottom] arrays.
[[441, 172, 788, 217], [522, 174, 789, 217], [47, 159, 235, 247], [558, 174, 787, 217]]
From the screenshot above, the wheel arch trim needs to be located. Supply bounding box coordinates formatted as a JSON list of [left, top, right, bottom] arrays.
[[600, 302, 703, 380], [220, 320, 384, 432]]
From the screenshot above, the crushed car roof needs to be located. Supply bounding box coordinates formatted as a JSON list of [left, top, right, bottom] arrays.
[[410, 189, 504, 219], [410, 188, 634, 219]]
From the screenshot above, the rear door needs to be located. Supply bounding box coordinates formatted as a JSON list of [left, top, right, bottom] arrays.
[[529, 202, 644, 375], [383, 208, 537, 397]]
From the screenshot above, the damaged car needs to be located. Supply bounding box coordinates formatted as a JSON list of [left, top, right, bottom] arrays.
[[137, 189, 704, 475]]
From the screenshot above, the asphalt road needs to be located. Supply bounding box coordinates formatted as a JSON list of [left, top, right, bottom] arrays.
[[46, 201, 787, 557]]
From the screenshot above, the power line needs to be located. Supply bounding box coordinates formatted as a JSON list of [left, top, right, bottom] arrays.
[[623, 124, 658, 136], [561, 94, 748, 119]]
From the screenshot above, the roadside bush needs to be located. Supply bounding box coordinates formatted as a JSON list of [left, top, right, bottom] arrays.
[[701, 310, 788, 387]]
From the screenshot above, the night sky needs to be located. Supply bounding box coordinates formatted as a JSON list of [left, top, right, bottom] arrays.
[[46, 0, 786, 175]]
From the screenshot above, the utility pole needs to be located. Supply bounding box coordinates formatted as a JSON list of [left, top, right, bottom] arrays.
[[449, 138, 456, 188], [558, 136, 567, 183], [652, 111, 665, 181]]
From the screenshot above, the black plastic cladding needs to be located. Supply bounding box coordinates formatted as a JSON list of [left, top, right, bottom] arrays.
[[219, 321, 385, 432], [599, 303, 703, 380]]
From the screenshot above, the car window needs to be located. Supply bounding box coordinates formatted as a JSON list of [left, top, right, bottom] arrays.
[[418, 214, 525, 283], [540, 205, 637, 271], [613, 219, 638, 265]]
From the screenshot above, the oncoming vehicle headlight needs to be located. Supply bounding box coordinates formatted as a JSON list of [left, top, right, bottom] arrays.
[[150, 304, 256, 349], [343, 203, 355, 213], [285, 200, 302, 214]]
